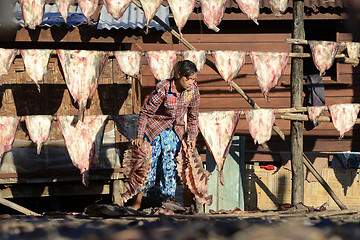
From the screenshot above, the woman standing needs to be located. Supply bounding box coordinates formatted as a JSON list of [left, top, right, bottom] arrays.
[[131, 60, 200, 210]]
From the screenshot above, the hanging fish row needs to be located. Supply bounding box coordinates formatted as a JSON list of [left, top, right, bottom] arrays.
[[240, 104, 360, 145], [1, 103, 358, 183], [199, 104, 360, 153], [0, 114, 139, 186], [197, 104, 360, 183], [18, 0, 289, 31], [0, 113, 213, 195], [0, 45, 343, 107]]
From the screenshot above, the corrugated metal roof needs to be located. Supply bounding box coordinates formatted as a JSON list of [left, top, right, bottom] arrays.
[[97, 3, 169, 31], [12, 2, 169, 30], [12, 2, 88, 27]]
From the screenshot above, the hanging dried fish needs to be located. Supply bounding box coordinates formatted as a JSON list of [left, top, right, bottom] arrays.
[[121, 141, 152, 203]]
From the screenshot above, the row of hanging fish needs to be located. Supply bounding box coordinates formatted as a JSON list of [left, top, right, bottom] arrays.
[[199, 104, 360, 185], [309, 41, 360, 72], [0, 114, 141, 186], [111, 105, 360, 187], [18, 0, 289, 31], [0, 113, 213, 200], [0, 49, 285, 106], [307, 104, 360, 139], [0, 45, 345, 107], [0, 113, 212, 201], [214, 104, 359, 147], [2, 103, 358, 186]]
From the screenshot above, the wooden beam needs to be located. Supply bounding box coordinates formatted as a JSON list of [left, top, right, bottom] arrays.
[[0, 198, 40, 216], [239, 106, 311, 114], [277, 107, 309, 113], [302, 154, 347, 210], [286, 38, 349, 47], [291, 0, 305, 205], [0, 168, 124, 183], [281, 113, 360, 124], [339, 57, 360, 65], [0, 182, 110, 198]]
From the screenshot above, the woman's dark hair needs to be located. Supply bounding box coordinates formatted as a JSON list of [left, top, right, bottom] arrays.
[[175, 60, 198, 78]]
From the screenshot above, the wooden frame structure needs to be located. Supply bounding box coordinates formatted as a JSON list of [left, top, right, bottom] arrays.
[[0, 0, 355, 213]]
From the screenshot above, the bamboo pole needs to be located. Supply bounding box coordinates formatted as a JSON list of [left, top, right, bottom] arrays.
[[285, 38, 350, 47], [277, 107, 310, 113], [302, 154, 347, 210], [131, 0, 347, 210], [239, 108, 306, 115], [0, 198, 40, 216], [248, 106, 319, 113], [341, 57, 360, 65], [281, 113, 360, 124], [287, 52, 351, 59]]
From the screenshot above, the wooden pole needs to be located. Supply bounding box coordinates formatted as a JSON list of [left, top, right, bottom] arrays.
[[281, 113, 360, 124], [285, 38, 349, 47], [302, 154, 347, 210], [0, 198, 40, 216], [291, 0, 305, 205]]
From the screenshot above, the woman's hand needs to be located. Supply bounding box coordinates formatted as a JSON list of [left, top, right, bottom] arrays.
[[132, 138, 143, 148]]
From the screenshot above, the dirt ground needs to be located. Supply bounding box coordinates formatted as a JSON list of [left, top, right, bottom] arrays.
[[1, 208, 360, 240]]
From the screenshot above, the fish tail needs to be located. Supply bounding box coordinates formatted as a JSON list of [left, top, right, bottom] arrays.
[[36, 143, 42, 155], [219, 170, 224, 186], [82, 171, 89, 187], [79, 101, 86, 122]]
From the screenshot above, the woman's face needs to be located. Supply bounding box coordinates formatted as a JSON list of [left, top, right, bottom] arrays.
[[177, 73, 197, 91]]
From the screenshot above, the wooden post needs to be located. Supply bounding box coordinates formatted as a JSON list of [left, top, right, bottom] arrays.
[[112, 179, 125, 206], [291, 0, 305, 204]]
